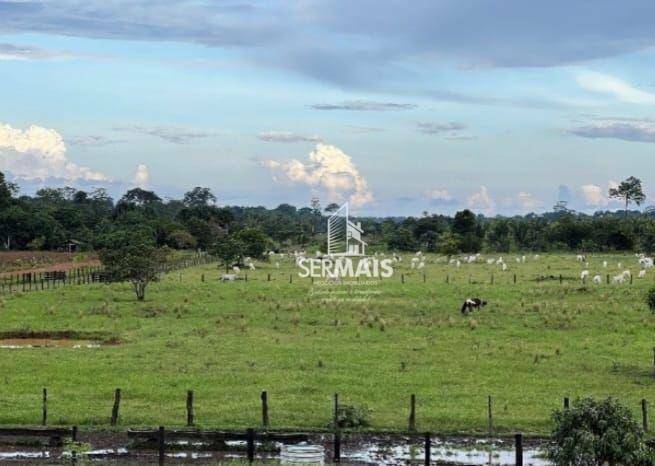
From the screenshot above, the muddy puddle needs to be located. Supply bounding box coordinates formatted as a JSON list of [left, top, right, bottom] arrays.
[[0, 330, 117, 349], [0, 433, 553, 465], [0, 338, 102, 349]]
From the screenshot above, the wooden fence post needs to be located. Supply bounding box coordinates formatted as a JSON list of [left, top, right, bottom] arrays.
[[642, 399, 649, 432], [111, 388, 121, 426], [42, 388, 47, 425], [246, 428, 255, 463], [333, 393, 339, 429], [564, 397, 570, 409], [487, 395, 493, 434], [333, 429, 341, 463], [158, 426, 165, 466], [515, 433, 523, 466], [261, 390, 269, 428], [401, 274, 405, 284], [424, 432, 430, 466], [186, 390, 194, 426], [409, 394, 416, 431]]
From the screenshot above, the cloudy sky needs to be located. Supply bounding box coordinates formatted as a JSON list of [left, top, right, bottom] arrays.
[[1, 0, 655, 215]]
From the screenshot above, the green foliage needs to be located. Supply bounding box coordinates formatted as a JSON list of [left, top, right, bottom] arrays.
[[609, 176, 646, 217], [236, 228, 270, 259], [98, 227, 168, 300], [333, 404, 372, 429], [3, 172, 655, 255], [211, 235, 245, 270], [548, 397, 654, 466], [647, 287, 655, 311], [437, 231, 461, 255]]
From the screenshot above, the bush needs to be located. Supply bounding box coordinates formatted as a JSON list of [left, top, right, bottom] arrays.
[[548, 397, 654, 466], [647, 287, 655, 311], [332, 404, 371, 429]]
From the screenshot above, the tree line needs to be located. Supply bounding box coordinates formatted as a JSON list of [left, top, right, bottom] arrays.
[[2, 171, 655, 256]]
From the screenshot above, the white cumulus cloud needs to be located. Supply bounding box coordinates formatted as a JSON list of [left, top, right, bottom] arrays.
[[262, 143, 374, 208], [425, 188, 453, 201], [132, 164, 150, 188], [580, 184, 608, 206], [516, 191, 542, 211], [467, 185, 495, 215], [0, 123, 107, 181]]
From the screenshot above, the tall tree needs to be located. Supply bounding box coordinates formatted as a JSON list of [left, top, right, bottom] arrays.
[[0, 171, 16, 208], [183, 187, 216, 207], [609, 176, 646, 217], [99, 227, 167, 300]]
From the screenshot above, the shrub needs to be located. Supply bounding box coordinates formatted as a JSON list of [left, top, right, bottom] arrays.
[[548, 397, 654, 466], [647, 287, 655, 311], [332, 404, 371, 429]]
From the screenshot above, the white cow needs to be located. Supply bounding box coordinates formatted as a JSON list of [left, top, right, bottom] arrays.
[[593, 275, 602, 285]]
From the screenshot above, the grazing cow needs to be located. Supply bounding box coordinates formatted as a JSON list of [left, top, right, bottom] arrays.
[[593, 275, 602, 285], [249, 263, 256, 271], [220, 273, 237, 282], [613, 274, 626, 284], [461, 298, 487, 314], [232, 266, 241, 274], [576, 254, 586, 262], [639, 270, 647, 279], [580, 270, 589, 281], [603, 261, 608, 268], [501, 263, 508, 271], [486, 258, 495, 265]]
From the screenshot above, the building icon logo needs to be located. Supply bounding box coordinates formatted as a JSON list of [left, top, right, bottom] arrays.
[[327, 202, 367, 256]]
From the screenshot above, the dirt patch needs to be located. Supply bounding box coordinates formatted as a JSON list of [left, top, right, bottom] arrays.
[[0, 338, 102, 348], [0, 330, 120, 346], [0, 259, 101, 278]]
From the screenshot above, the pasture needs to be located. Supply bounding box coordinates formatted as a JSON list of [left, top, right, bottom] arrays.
[[0, 252, 654, 435]]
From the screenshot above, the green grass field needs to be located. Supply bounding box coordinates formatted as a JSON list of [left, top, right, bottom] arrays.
[[0, 252, 654, 435]]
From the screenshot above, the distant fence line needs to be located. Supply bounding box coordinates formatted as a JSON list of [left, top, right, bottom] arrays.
[[2, 267, 647, 294], [0, 253, 216, 295]]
